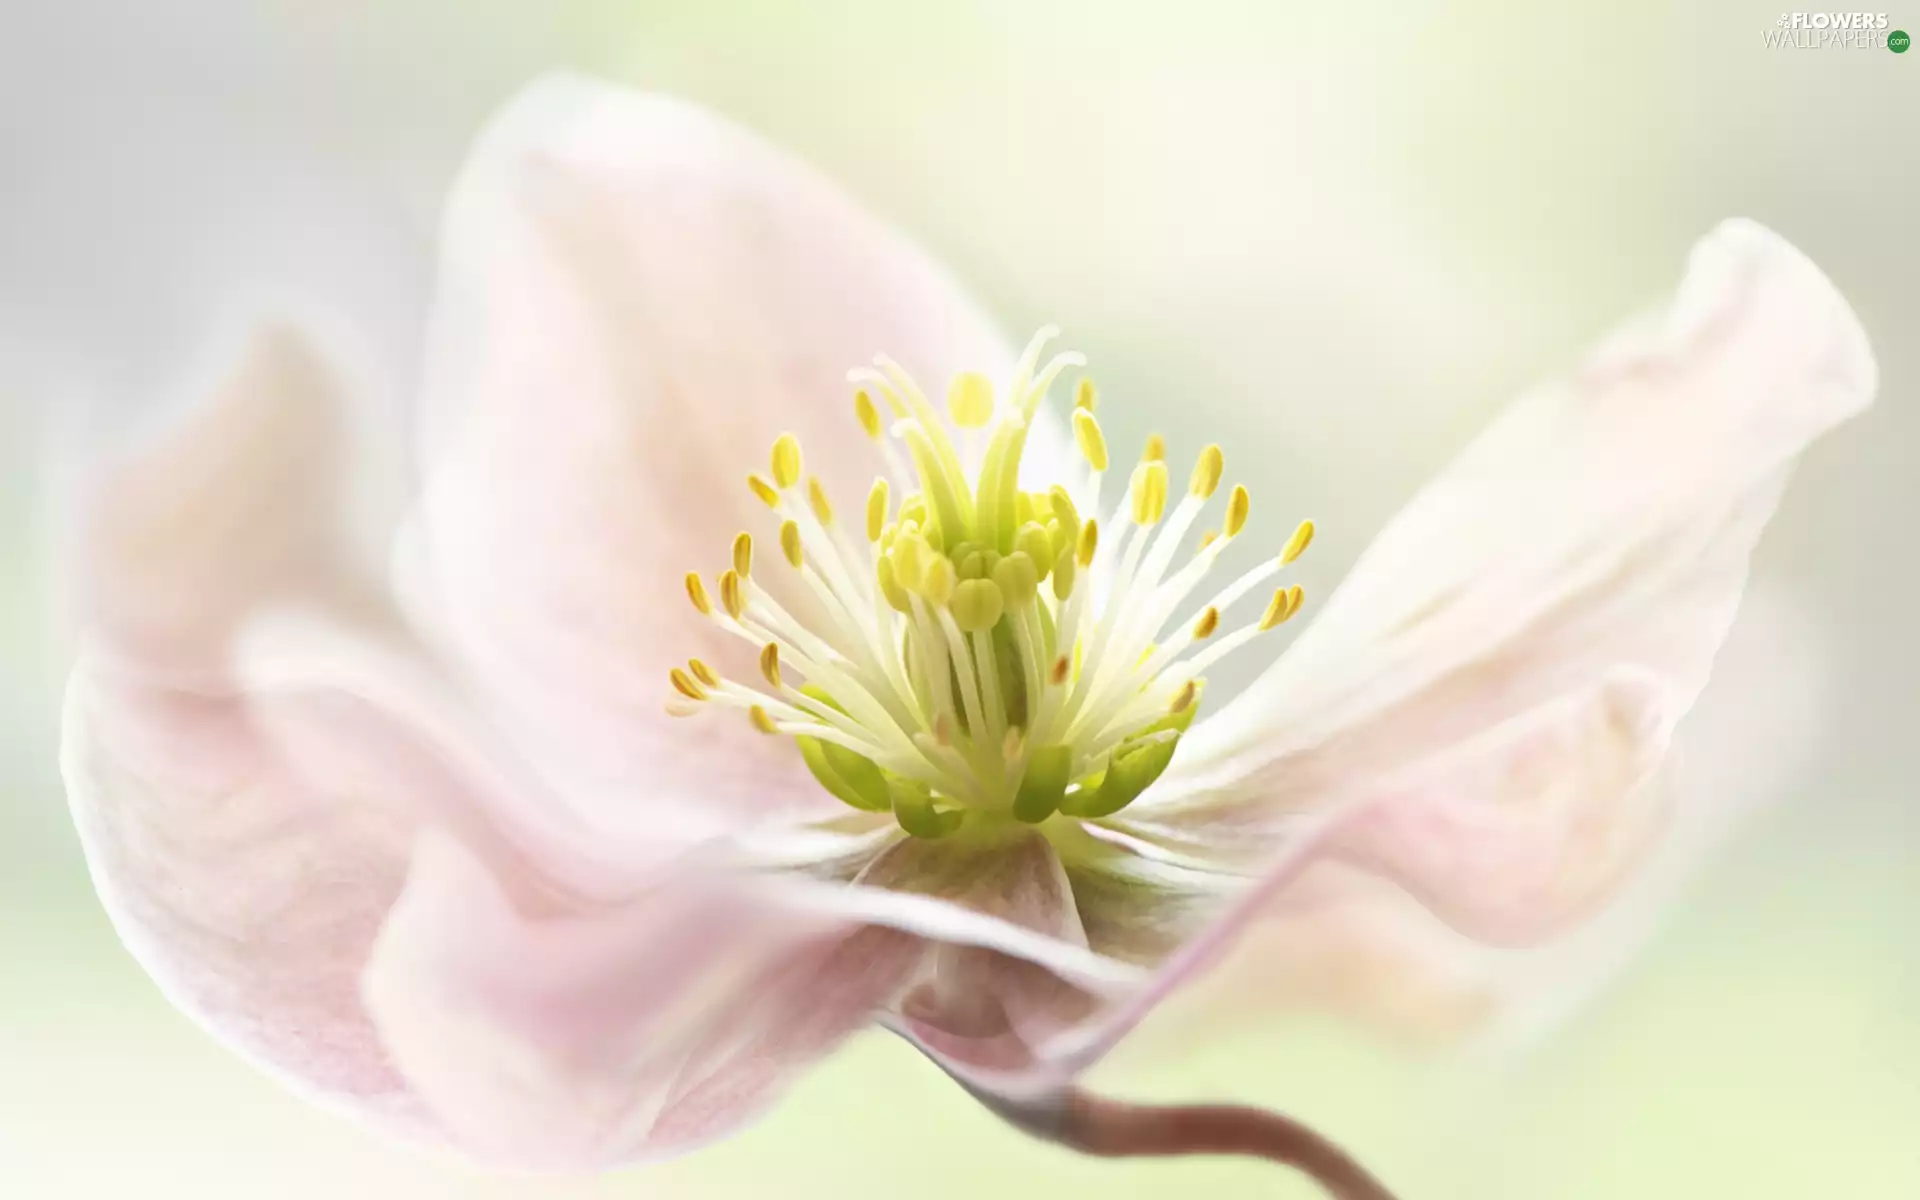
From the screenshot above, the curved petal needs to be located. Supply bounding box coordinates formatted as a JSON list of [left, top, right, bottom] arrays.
[[862, 831, 1099, 1073], [58, 320, 435, 1132], [1144, 583, 1836, 1052], [1143, 220, 1872, 934], [409, 75, 1015, 834], [966, 223, 1875, 1090], [361, 829, 1139, 1168], [64, 318, 402, 677]]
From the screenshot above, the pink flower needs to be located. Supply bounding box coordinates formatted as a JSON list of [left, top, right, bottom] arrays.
[[62, 75, 1874, 1185]]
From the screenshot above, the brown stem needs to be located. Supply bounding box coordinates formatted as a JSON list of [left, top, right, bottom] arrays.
[[1052, 1087, 1400, 1200], [896, 1025, 1400, 1199]]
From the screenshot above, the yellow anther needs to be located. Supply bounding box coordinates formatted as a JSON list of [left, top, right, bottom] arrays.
[[688, 658, 721, 689], [1260, 584, 1305, 631], [865, 478, 890, 542], [748, 474, 780, 509], [947, 371, 995, 429], [1074, 377, 1098, 412], [779, 520, 804, 568], [669, 667, 707, 702], [1048, 485, 1080, 530], [1049, 654, 1071, 686], [685, 571, 712, 616], [1014, 523, 1054, 580], [719, 569, 746, 620], [890, 532, 932, 592], [1050, 548, 1077, 600], [951, 577, 1005, 633], [1197, 529, 1220, 551], [932, 712, 954, 747], [807, 477, 835, 526], [759, 642, 783, 689], [921, 554, 957, 607], [1192, 606, 1220, 639], [1189, 444, 1224, 499], [853, 389, 884, 440], [1169, 679, 1199, 714], [1143, 433, 1167, 463], [1072, 408, 1109, 472], [748, 705, 778, 735], [1076, 518, 1100, 569], [993, 551, 1039, 606], [1129, 461, 1169, 526], [770, 434, 803, 489], [732, 532, 753, 578], [1280, 518, 1315, 564], [1224, 484, 1251, 538], [877, 556, 913, 613]]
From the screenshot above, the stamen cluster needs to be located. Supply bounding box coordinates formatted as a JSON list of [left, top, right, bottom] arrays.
[[669, 331, 1313, 839]]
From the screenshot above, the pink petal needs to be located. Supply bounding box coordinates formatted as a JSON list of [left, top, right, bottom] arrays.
[[1149, 220, 1871, 918], [59, 322, 435, 1132], [65, 319, 401, 677], [361, 829, 1136, 1167], [409, 75, 1014, 829], [862, 832, 1100, 1072], [1026, 222, 1874, 1079], [1151, 585, 1836, 1050], [1173, 221, 1872, 809]]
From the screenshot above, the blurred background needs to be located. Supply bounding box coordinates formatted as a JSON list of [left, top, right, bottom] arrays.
[[2, 0, 1915, 1196]]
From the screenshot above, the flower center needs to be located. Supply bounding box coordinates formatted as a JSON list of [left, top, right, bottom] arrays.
[[669, 329, 1313, 840]]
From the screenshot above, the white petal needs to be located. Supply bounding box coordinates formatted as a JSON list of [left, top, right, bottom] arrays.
[[1172, 221, 1872, 799], [409, 75, 1013, 830]]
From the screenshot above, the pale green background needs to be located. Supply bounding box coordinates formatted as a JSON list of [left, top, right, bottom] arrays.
[[3, 1, 1916, 1196]]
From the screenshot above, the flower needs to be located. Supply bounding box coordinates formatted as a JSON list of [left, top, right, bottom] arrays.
[[61, 74, 1875, 1174]]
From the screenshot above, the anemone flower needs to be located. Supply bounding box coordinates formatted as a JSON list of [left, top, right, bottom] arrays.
[[61, 75, 1874, 1199]]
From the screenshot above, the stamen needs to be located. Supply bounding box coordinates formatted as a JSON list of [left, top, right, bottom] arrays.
[[1224, 484, 1250, 538], [807, 478, 836, 526], [1281, 519, 1315, 564], [947, 372, 995, 429], [1188, 445, 1224, 499], [671, 329, 1319, 827], [669, 667, 707, 702], [1073, 409, 1110, 472], [1129, 461, 1169, 526], [1259, 584, 1305, 630], [866, 478, 890, 542], [854, 389, 884, 440], [685, 571, 713, 616], [1192, 606, 1220, 639], [771, 434, 803, 490]]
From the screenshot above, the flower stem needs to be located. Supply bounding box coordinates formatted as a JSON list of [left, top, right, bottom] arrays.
[[1047, 1087, 1399, 1200], [896, 1025, 1399, 1199]]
